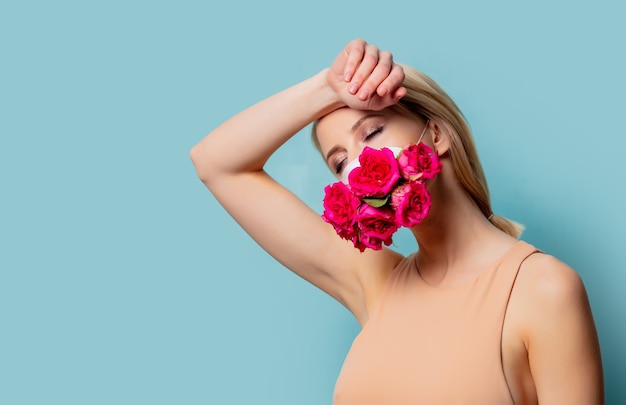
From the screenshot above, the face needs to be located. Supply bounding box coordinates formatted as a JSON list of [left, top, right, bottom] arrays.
[[316, 107, 429, 180]]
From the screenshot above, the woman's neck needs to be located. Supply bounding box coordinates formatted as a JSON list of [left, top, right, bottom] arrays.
[[410, 175, 516, 286]]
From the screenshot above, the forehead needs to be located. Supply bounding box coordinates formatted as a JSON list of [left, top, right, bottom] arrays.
[[316, 107, 366, 134], [316, 107, 382, 154]]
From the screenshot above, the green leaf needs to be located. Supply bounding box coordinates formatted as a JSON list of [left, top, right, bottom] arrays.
[[363, 196, 389, 208]]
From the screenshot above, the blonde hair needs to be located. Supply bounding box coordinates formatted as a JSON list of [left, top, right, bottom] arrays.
[[312, 64, 523, 238]]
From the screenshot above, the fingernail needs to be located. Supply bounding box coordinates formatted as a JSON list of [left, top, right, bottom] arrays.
[[358, 90, 369, 100], [344, 72, 352, 82], [349, 83, 359, 94]]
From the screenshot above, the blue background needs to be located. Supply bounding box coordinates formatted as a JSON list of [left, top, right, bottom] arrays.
[[1, 1, 624, 403]]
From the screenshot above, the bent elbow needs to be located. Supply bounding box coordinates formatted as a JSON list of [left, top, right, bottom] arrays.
[[189, 143, 201, 170], [189, 143, 214, 184]]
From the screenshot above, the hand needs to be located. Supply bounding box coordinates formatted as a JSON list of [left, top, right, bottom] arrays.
[[326, 38, 406, 111]]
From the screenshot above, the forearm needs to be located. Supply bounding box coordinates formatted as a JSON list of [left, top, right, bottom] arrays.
[[190, 69, 341, 183]]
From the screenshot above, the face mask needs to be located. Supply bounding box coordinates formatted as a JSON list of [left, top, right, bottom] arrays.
[[340, 122, 430, 184], [321, 121, 442, 252]]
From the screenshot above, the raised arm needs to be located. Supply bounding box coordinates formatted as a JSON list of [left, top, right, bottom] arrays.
[[190, 39, 406, 323]]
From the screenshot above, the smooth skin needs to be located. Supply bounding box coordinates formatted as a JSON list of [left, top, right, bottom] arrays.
[[190, 39, 603, 404]]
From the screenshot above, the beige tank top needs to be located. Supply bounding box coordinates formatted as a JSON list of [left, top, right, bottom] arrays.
[[333, 241, 539, 404]]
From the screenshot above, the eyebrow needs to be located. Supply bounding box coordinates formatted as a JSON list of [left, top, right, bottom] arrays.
[[351, 113, 383, 133], [325, 114, 384, 163]]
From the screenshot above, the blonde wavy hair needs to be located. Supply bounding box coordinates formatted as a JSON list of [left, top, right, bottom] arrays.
[[312, 64, 523, 238]]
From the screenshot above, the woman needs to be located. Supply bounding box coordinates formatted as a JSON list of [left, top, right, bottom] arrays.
[[190, 39, 603, 404]]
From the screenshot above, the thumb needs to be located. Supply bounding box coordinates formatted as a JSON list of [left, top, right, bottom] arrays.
[[329, 47, 350, 81]]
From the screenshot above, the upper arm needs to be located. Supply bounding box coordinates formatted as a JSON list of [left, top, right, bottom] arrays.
[[188, 70, 403, 322], [518, 254, 604, 404], [196, 167, 399, 322]]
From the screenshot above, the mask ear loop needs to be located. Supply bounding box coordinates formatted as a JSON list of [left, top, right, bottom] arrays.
[[417, 119, 441, 158], [416, 120, 430, 145]]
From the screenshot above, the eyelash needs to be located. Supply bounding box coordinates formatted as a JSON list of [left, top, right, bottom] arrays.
[[365, 126, 383, 141], [335, 157, 346, 175]]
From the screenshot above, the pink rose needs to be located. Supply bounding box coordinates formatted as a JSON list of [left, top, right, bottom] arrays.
[[322, 182, 361, 240], [397, 143, 442, 181], [390, 181, 431, 227], [350, 235, 368, 253], [348, 147, 401, 198], [355, 204, 398, 251]]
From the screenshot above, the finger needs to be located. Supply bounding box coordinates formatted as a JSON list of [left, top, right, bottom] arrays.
[[371, 85, 406, 111], [342, 39, 366, 83], [392, 85, 407, 100], [357, 50, 393, 99], [376, 63, 405, 98], [349, 44, 380, 96]]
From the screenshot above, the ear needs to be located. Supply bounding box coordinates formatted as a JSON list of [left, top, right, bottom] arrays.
[[429, 119, 451, 157]]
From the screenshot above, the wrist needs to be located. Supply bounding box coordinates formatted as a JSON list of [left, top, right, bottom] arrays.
[[309, 68, 345, 118]]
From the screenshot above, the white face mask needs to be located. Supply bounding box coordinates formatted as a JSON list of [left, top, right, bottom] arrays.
[[340, 121, 430, 184], [341, 146, 403, 184]]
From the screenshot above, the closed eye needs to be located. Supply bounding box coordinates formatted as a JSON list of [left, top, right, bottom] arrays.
[[334, 157, 347, 174], [365, 126, 383, 141]]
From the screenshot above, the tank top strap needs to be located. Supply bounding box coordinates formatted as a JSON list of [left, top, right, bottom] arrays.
[[477, 241, 542, 316], [492, 241, 542, 296]]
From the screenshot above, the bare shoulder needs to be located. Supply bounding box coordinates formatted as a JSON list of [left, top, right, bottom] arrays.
[[511, 252, 593, 331], [508, 253, 589, 320], [514, 252, 589, 311], [509, 251, 604, 403]]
